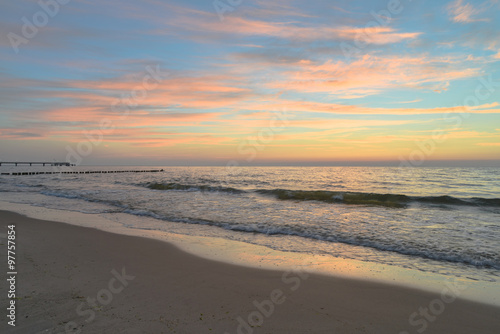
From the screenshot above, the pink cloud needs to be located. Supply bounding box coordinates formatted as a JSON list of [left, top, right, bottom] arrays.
[[164, 12, 420, 44], [447, 0, 488, 23], [266, 55, 481, 97]]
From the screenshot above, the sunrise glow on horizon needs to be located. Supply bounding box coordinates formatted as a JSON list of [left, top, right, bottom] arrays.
[[1, 0, 500, 166]]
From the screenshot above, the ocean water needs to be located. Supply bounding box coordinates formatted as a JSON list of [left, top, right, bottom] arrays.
[[1, 166, 499, 283]]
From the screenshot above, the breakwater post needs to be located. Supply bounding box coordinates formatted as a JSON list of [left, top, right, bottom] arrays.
[[1, 169, 165, 176]]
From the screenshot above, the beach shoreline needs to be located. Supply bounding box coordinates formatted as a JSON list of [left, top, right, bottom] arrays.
[[1, 198, 499, 308], [1, 209, 499, 333]]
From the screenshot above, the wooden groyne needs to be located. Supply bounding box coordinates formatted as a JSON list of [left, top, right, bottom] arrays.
[[0, 162, 74, 166], [1, 169, 164, 176]]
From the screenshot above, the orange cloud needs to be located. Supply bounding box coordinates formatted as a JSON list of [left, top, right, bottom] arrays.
[[242, 99, 499, 115], [42, 106, 225, 126], [61, 74, 251, 111]]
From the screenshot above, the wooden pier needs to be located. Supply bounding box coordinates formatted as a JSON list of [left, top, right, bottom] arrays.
[[0, 169, 164, 176], [0, 161, 74, 166]]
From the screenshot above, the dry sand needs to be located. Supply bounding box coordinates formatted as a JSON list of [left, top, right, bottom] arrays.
[[1, 210, 499, 334]]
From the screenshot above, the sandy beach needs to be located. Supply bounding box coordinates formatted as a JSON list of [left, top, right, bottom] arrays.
[[1, 209, 499, 334]]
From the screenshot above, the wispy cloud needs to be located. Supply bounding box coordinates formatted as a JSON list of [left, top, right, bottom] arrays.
[[161, 9, 420, 44], [390, 99, 423, 104], [0, 130, 44, 140], [265, 54, 480, 98], [447, 0, 488, 23], [248, 100, 500, 115]]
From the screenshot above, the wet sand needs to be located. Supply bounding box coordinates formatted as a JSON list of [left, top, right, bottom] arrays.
[[1, 210, 499, 333]]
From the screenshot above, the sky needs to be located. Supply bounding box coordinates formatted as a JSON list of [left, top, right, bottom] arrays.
[[0, 0, 499, 166]]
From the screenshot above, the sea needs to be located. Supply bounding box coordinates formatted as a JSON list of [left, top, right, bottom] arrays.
[[1, 166, 499, 286]]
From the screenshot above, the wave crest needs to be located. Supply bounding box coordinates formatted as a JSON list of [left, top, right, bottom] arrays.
[[147, 182, 244, 194]]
